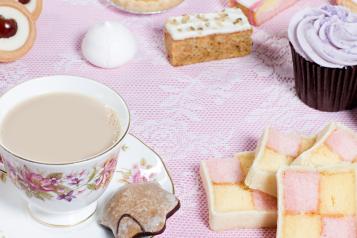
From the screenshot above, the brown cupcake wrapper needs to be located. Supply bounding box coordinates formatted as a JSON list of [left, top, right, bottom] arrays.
[[290, 43, 357, 112]]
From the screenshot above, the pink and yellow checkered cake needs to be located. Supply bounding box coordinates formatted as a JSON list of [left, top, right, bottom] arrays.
[[200, 152, 277, 231], [228, 0, 298, 26], [245, 128, 315, 196], [293, 123, 357, 167], [336, 0, 357, 13], [277, 166, 357, 238]]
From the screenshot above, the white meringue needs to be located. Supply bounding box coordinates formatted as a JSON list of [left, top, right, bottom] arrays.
[[81, 21, 137, 69]]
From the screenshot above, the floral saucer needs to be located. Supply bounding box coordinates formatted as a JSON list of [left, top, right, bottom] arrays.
[[0, 134, 174, 238]]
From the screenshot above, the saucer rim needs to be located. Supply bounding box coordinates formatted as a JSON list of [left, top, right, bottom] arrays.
[[128, 133, 175, 194], [0, 133, 175, 233]]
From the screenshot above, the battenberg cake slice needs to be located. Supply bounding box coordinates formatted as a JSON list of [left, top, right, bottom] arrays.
[[293, 123, 357, 167], [164, 8, 253, 66], [245, 128, 315, 197], [200, 152, 277, 231], [277, 165, 357, 238], [336, 0, 357, 13], [228, 0, 298, 26]]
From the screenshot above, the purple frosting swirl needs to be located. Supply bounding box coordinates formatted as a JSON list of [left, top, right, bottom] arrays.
[[288, 5, 357, 68]]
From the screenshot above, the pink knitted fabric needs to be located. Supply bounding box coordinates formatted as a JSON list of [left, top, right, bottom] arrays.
[[0, 0, 343, 237]]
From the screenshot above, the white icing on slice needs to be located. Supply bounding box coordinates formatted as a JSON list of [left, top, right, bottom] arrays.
[[0, 6, 30, 51], [165, 8, 252, 41], [237, 0, 260, 8]]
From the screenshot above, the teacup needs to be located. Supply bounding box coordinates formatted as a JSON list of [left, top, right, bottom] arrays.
[[0, 75, 130, 226]]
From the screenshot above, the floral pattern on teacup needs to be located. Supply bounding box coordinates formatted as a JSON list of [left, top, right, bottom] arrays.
[[118, 158, 157, 184], [5, 157, 117, 202], [0, 172, 5, 183], [0, 155, 5, 182]]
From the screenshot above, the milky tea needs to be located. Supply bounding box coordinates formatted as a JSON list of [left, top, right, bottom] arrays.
[[0, 93, 121, 164]]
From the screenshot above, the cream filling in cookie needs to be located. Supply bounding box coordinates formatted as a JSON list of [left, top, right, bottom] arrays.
[[0, 6, 29, 51], [23, 0, 36, 13]]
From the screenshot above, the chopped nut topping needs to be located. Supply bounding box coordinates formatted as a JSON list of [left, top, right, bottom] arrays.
[[197, 27, 204, 31], [189, 26, 195, 31], [181, 15, 190, 23], [216, 20, 223, 27], [170, 19, 178, 25], [197, 14, 209, 22], [234, 18, 242, 24], [205, 22, 210, 27]]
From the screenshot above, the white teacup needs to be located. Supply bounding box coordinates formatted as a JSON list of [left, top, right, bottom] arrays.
[[0, 75, 130, 226]]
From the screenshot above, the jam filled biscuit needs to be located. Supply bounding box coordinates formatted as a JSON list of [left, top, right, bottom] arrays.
[[15, 0, 42, 20], [0, 0, 36, 62]]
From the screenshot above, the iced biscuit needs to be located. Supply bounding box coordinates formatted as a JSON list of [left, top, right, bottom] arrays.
[[101, 182, 180, 238]]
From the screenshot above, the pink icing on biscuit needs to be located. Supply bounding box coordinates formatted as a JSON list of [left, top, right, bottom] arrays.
[[252, 190, 277, 210], [206, 158, 243, 184], [266, 128, 301, 157], [283, 170, 320, 213], [326, 129, 357, 162], [321, 216, 357, 238]]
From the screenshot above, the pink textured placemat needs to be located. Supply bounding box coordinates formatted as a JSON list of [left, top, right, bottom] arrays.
[[1, 0, 355, 237]]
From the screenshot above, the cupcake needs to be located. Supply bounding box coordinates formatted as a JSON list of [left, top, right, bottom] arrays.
[[288, 5, 357, 112]]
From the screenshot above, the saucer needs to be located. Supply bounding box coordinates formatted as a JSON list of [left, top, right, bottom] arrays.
[[0, 134, 174, 237]]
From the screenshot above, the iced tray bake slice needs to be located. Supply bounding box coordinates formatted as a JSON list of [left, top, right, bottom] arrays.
[[245, 128, 315, 196], [200, 152, 277, 231], [293, 123, 357, 167], [277, 165, 357, 238], [164, 8, 253, 66]]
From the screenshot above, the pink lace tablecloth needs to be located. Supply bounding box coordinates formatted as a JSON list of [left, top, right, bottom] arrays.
[[1, 0, 354, 237]]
